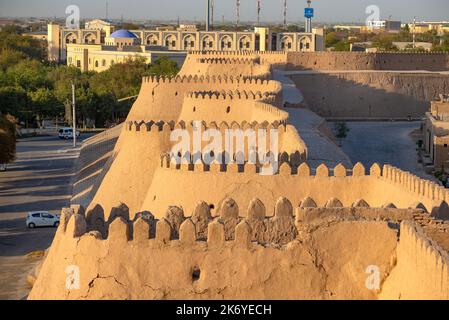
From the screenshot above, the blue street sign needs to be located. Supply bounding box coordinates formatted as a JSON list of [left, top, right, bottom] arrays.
[[305, 8, 314, 18]]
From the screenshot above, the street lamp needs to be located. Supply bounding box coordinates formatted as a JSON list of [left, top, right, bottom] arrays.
[[71, 81, 77, 148]]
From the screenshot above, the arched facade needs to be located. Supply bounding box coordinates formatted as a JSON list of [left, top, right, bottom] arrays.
[[280, 35, 294, 51], [164, 34, 178, 49], [65, 32, 78, 44], [219, 35, 234, 51], [201, 35, 215, 50], [183, 34, 196, 50], [299, 36, 312, 52], [83, 33, 97, 44], [146, 34, 159, 46], [238, 35, 251, 50]]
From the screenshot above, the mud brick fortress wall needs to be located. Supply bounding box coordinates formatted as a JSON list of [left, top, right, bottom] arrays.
[[286, 52, 449, 119], [31, 50, 449, 300], [286, 52, 449, 71]]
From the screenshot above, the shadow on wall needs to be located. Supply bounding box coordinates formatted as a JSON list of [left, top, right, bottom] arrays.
[[289, 72, 449, 119]]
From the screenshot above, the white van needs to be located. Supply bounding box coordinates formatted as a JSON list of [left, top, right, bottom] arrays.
[[58, 127, 80, 140]]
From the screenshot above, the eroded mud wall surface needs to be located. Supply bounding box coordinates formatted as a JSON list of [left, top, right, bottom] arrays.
[[290, 72, 449, 119]]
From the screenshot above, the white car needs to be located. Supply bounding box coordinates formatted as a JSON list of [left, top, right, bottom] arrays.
[[26, 211, 60, 228], [58, 127, 80, 140]]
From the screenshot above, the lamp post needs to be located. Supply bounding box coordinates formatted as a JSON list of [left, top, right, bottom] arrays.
[[71, 82, 77, 148]]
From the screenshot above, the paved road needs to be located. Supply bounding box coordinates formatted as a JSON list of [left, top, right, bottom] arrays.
[[0, 133, 92, 299], [339, 121, 434, 180]]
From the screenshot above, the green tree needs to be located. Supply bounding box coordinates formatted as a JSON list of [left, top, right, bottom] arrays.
[[6, 59, 49, 91], [0, 86, 30, 118], [372, 35, 398, 51], [0, 114, 17, 166], [148, 56, 179, 76], [334, 122, 350, 146], [29, 87, 60, 127]]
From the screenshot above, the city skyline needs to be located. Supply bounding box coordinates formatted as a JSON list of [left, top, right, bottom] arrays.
[[0, 0, 448, 23]]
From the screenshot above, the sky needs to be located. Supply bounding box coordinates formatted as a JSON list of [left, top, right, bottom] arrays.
[[0, 0, 448, 23]]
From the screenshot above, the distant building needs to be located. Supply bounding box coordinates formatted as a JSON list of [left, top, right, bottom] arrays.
[[333, 25, 363, 33], [22, 31, 47, 41], [410, 22, 449, 35], [423, 95, 449, 169], [350, 41, 433, 52], [66, 29, 187, 72], [47, 19, 325, 64], [361, 20, 402, 33]]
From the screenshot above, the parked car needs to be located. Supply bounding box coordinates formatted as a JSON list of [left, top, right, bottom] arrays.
[[58, 127, 80, 140], [26, 211, 60, 228]]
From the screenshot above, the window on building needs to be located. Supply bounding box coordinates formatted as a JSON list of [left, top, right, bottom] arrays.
[[190, 41, 194, 47], [288, 43, 292, 49], [95, 61, 98, 68], [228, 42, 231, 48], [172, 40, 176, 47], [76, 60, 81, 68], [246, 42, 250, 49], [89, 58, 91, 64], [165, 40, 169, 47], [102, 60, 106, 67], [306, 43, 310, 49]]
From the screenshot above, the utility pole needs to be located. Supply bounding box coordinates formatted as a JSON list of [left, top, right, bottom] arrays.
[[71, 82, 77, 148], [413, 16, 416, 49], [211, 0, 215, 30], [206, 0, 210, 31], [283, 0, 287, 30], [236, 0, 240, 27], [257, 0, 261, 26]]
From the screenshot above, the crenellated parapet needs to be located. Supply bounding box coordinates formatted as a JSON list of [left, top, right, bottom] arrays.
[[125, 119, 290, 133], [142, 74, 278, 86], [380, 220, 449, 299], [381, 164, 449, 218], [197, 57, 260, 65], [185, 89, 277, 102], [59, 197, 436, 248]]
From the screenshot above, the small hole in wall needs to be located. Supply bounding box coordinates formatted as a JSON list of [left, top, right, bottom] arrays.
[[209, 204, 215, 210], [193, 106, 196, 112], [153, 195, 156, 201], [226, 106, 231, 113], [210, 151, 214, 157], [192, 266, 201, 282], [175, 91, 178, 96]]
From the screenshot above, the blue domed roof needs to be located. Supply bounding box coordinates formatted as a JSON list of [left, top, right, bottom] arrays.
[[110, 29, 137, 38]]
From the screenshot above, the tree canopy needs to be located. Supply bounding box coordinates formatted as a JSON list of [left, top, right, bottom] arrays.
[[0, 28, 180, 129]]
